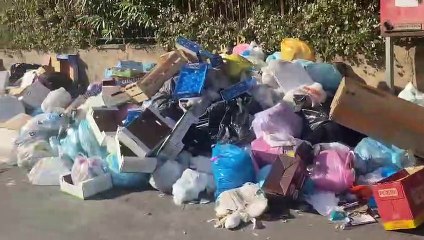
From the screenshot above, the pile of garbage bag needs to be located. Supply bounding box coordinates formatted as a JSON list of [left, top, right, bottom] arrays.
[[1, 37, 424, 231]]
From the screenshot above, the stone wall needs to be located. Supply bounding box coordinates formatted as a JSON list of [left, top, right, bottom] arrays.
[[1, 44, 423, 91]]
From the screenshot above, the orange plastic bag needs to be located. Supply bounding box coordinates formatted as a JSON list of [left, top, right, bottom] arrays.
[[280, 38, 315, 61]]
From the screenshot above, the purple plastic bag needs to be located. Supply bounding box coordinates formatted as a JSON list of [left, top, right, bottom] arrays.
[[251, 102, 302, 146]]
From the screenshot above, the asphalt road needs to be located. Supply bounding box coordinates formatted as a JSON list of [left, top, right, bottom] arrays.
[[1, 165, 423, 240]]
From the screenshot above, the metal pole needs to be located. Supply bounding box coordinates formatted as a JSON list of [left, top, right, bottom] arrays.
[[385, 36, 395, 93]]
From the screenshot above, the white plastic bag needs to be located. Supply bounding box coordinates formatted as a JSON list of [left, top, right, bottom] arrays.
[[71, 156, 105, 185], [172, 169, 209, 205], [28, 157, 72, 185], [17, 140, 55, 170], [262, 60, 314, 94], [0, 129, 19, 165], [398, 82, 424, 107], [305, 191, 339, 216], [41, 87, 72, 113], [150, 160, 184, 193], [20, 70, 37, 89], [190, 155, 212, 174], [283, 83, 327, 107]]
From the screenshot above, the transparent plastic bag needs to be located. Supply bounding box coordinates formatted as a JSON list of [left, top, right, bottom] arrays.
[[20, 112, 69, 137], [59, 126, 83, 161], [0, 96, 25, 123], [71, 155, 105, 185], [105, 154, 150, 188], [306, 191, 340, 216], [28, 157, 72, 185], [17, 140, 55, 170], [252, 102, 303, 146], [354, 138, 411, 175], [211, 144, 255, 198], [78, 120, 107, 158], [263, 60, 315, 94]]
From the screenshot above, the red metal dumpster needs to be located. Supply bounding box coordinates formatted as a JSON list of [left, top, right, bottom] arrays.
[[381, 0, 424, 36]]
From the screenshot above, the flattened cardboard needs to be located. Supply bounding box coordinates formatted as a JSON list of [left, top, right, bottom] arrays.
[[60, 173, 113, 200], [330, 78, 424, 157]]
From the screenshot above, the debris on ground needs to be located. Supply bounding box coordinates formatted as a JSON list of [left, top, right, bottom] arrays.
[[1, 37, 424, 233]]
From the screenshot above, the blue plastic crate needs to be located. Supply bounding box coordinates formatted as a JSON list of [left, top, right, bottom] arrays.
[[174, 63, 208, 99], [220, 77, 257, 101]]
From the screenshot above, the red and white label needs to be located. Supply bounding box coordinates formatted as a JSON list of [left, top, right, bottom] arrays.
[[378, 188, 399, 198]]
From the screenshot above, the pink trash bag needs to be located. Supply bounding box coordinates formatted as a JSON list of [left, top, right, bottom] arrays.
[[252, 102, 303, 147], [310, 144, 355, 193]]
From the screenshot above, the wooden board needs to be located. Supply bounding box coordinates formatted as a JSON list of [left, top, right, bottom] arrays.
[[330, 77, 424, 157], [125, 50, 188, 103]]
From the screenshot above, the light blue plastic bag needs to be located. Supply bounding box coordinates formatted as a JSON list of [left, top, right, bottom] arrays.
[[78, 120, 107, 158], [294, 60, 342, 93], [105, 154, 150, 188], [354, 138, 411, 175], [212, 144, 255, 198], [59, 126, 83, 161]]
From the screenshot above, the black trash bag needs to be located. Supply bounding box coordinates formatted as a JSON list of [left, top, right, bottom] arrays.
[[37, 72, 74, 92], [182, 126, 213, 155], [9, 63, 41, 82], [296, 95, 365, 147], [204, 95, 258, 145]]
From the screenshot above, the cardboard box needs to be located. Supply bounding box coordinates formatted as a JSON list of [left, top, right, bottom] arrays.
[[86, 107, 121, 145], [116, 107, 173, 172], [262, 154, 307, 201], [101, 80, 131, 107], [60, 173, 113, 200], [20, 81, 51, 109], [330, 78, 424, 157], [125, 51, 188, 103], [373, 166, 424, 230], [251, 137, 294, 169], [56, 54, 79, 82]]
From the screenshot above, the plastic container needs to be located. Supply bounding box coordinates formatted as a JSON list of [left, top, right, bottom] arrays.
[[174, 63, 208, 99]]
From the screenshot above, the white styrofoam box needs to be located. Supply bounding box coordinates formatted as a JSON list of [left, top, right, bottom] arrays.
[[20, 81, 51, 109], [116, 128, 157, 173], [60, 173, 113, 200], [0, 71, 10, 94], [0, 95, 25, 123]]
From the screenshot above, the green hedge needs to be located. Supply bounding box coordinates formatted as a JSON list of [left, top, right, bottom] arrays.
[[1, 0, 382, 62]]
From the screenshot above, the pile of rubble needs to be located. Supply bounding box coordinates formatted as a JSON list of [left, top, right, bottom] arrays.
[[1, 37, 424, 232]]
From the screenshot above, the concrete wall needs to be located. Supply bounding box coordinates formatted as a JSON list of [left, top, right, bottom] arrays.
[[1, 44, 423, 91]]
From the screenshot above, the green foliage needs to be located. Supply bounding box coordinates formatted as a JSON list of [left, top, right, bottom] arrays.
[[1, 0, 92, 52], [1, 0, 383, 62]]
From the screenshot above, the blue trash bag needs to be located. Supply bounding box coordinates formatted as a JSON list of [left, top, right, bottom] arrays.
[[105, 154, 150, 188], [293, 59, 342, 94], [77, 120, 107, 158], [354, 138, 411, 175], [212, 144, 256, 198]]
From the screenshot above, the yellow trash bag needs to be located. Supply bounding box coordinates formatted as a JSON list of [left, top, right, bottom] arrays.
[[281, 38, 315, 61], [222, 54, 253, 80]]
